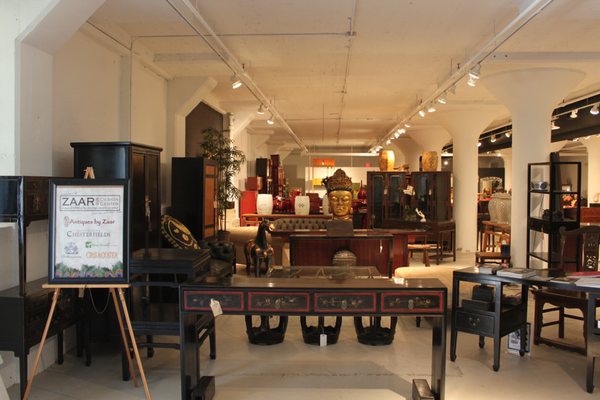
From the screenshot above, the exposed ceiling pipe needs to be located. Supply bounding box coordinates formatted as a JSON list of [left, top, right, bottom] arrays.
[[335, 0, 359, 144], [166, 0, 308, 153], [372, 0, 555, 150]]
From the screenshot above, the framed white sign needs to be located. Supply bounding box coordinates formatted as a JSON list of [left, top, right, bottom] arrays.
[[48, 179, 129, 284]]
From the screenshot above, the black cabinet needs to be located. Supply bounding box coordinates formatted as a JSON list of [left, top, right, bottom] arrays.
[[527, 161, 581, 268], [366, 171, 407, 228], [410, 171, 452, 222], [171, 157, 217, 240], [367, 171, 452, 228], [71, 142, 162, 252], [0, 176, 80, 398]]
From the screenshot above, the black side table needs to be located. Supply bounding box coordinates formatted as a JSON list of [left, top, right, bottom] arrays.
[[450, 267, 528, 371]]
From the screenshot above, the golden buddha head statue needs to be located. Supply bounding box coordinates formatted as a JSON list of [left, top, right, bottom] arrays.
[[324, 169, 353, 221]]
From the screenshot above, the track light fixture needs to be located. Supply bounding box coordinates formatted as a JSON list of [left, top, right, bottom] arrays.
[[418, 109, 426, 117], [468, 65, 481, 80], [231, 75, 242, 89], [257, 104, 265, 115], [266, 114, 274, 125], [551, 119, 560, 130], [386, 139, 391, 145], [404, 122, 412, 128], [591, 104, 600, 115], [427, 104, 437, 113], [570, 109, 578, 119], [477, 142, 482, 147], [505, 131, 511, 138], [467, 75, 477, 87], [490, 135, 497, 143], [437, 94, 447, 104]]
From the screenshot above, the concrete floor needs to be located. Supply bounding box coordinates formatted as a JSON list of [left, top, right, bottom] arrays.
[[10, 252, 598, 400]]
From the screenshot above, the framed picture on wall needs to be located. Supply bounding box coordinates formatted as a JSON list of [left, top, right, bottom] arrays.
[[48, 179, 129, 284]]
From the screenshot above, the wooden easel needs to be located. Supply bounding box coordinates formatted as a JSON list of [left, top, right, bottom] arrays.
[[24, 168, 151, 399], [23, 284, 151, 400]]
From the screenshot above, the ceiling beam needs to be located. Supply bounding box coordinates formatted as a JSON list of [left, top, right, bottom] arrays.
[[166, 0, 308, 153]]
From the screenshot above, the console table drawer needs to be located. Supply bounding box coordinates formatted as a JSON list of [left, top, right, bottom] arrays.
[[456, 310, 494, 336], [183, 291, 244, 311], [248, 292, 309, 312], [381, 292, 444, 313], [314, 292, 376, 312]]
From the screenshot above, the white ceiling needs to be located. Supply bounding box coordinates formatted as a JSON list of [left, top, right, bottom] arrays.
[[88, 0, 600, 152]]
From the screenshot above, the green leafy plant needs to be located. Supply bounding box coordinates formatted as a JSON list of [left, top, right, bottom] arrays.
[[199, 127, 246, 232]]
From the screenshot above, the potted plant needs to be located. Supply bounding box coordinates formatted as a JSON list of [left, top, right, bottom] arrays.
[[199, 127, 246, 239]]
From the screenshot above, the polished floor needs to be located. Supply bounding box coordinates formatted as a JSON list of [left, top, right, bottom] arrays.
[[9, 252, 598, 400]]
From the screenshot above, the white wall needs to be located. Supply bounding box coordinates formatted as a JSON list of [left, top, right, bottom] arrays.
[[53, 30, 123, 175]]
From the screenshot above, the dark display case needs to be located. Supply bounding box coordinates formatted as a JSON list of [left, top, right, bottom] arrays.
[[0, 176, 80, 398], [527, 161, 581, 268]]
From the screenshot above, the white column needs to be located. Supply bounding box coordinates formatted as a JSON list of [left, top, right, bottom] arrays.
[[436, 109, 499, 253], [501, 151, 512, 192], [583, 137, 600, 204], [483, 68, 585, 267]]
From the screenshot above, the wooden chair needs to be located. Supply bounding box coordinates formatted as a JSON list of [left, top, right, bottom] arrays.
[[475, 221, 510, 265], [532, 225, 600, 354]]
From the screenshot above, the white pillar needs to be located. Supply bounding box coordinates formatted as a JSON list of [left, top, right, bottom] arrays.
[[408, 126, 452, 171], [483, 68, 585, 267], [436, 109, 499, 253], [584, 137, 600, 204], [501, 151, 512, 192]]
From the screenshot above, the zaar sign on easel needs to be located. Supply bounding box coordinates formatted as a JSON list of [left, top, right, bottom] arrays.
[[48, 179, 129, 284]]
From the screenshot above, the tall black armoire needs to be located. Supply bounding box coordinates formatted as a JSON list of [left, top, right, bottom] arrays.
[[71, 142, 162, 252], [171, 157, 217, 240]]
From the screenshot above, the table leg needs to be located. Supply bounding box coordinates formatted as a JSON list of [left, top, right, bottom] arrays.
[[431, 311, 446, 400], [586, 294, 598, 393], [450, 277, 459, 362]]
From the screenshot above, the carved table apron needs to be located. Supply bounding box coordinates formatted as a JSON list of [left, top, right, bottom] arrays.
[[179, 275, 447, 400]]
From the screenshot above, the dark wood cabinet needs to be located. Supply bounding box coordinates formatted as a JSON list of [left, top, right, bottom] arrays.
[[0, 176, 80, 398], [366, 171, 407, 228], [171, 157, 217, 240], [527, 161, 581, 268], [366, 171, 455, 264], [255, 157, 270, 194], [289, 234, 393, 277], [410, 171, 452, 221], [71, 142, 162, 252]]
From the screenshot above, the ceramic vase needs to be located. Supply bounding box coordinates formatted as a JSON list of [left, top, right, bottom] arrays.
[[378, 150, 395, 171], [294, 195, 310, 215], [422, 151, 438, 171], [488, 192, 511, 224], [256, 194, 273, 215]]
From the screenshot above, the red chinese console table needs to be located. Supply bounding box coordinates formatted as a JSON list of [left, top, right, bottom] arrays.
[[179, 275, 448, 400]]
